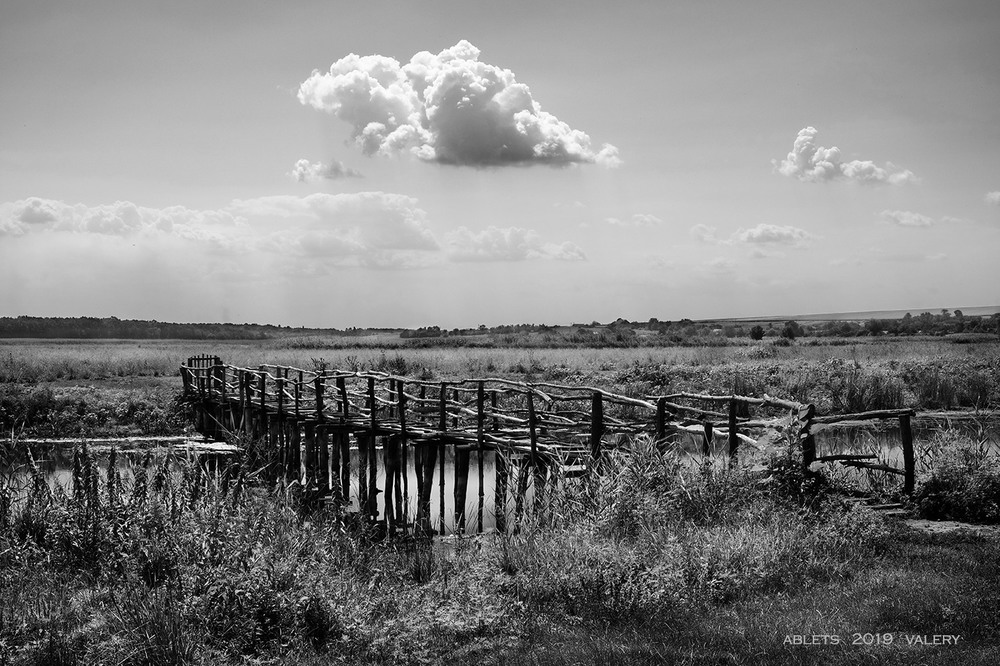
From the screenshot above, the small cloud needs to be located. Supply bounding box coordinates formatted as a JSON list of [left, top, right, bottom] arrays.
[[941, 216, 974, 225], [774, 127, 916, 185], [829, 257, 863, 267], [705, 257, 736, 274], [444, 225, 586, 262], [689, 224, 717, 243], [879, 209, 933, 228], [298, 40, 620, 168], [289, 159, 363, 182], [748, 247, 786, 259], [986, 191, 1000, 206], [606, 213, 662, 227], [647, 255, 676, 269], [730, 223, 814, 245]]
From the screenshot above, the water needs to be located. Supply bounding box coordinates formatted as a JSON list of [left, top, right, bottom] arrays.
[[5, 416, 998, 526], [1, 438, 507, 534]]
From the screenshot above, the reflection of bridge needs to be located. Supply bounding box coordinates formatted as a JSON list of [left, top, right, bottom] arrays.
[[180, 355, 917, 535]]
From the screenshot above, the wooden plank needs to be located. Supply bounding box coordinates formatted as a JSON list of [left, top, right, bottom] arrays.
[[812, 408, 917, 424], [728, 398, 739, 460], [900, 414, 915, 494], [815, 454, 878, 462], [840, 461, 907, 476]]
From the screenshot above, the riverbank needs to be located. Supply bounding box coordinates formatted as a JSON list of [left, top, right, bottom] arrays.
[[1, 436, 997, 665]]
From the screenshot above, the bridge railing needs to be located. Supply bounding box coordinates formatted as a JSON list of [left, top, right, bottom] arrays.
[[180, 357, 918, 534]]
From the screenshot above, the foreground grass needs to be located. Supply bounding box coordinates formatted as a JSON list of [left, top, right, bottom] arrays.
[[0, 436, 996, 664]]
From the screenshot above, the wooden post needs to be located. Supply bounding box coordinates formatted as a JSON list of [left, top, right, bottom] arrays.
[[702, 421, 713, 458], [476, 382, 485, 533], [287, 422, 300, 484], [329, 427, 342, 506], [336, 376, 351, 508], [900, 414, 915, 494], [655, 397, 667, 442], [492, 390, 507, 532], [438, 383, 447, 535], [315, 376, 325, 419], [257, 369, 267, 444], [590, 392, 604, 470], [303, 423, 315, 488], [528, 391, 544, 511], [398, 381, 409, 532], [316, 426, 329, 496], [315, 377, 329, 495], [214, 361, 227, 434], [454, 389, 471, 532], [267, 417, 281, 486], [728, 398, 739, 461], [800, 404, 817, 477], [339, 431, 351, 508], [367, 377, 378, 521], [357, 433, 369, 518], [238, 370, 248, 434]]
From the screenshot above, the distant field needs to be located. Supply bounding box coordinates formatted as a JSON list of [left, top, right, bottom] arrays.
[[729, 305, 1000, 322]]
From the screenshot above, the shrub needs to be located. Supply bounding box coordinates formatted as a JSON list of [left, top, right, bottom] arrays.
[[914, 433, 1000, 523]]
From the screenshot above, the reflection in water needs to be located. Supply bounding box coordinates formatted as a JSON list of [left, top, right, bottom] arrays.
[[4, 417, 997, 526]]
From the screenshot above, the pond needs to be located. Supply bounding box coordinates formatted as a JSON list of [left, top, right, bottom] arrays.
[[4, 414, 998, 531]]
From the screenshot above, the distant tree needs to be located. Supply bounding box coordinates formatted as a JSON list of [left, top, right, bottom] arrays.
[[749, 325, 765, 341], [780, 320, 803, 340]]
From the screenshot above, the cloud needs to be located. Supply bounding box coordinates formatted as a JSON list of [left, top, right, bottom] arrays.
[[606, 213, 662, 227], [0, 198, 244, 238], [444, 225, 586, 262], [879, 209, 933, 228], [705, 257, 736, 274], [689, 224, 717, 243], [298, 40, 620, 168], [690, 222, 813, 247], [0, 194, 439, 270], [730, 223, 814, 245], [774, 127, 916, 185], [289, 159, 363, 182], [986, 191, 1000, 206]]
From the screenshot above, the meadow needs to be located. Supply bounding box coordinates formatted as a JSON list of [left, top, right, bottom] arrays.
[[0, 336, 999, 664], [1, 336, 998, 439]]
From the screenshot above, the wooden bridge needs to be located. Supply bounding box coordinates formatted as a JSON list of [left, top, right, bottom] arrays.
[[180, 355, 918, 535]]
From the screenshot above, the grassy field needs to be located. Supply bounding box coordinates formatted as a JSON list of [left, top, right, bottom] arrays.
[[1, 337, 999, 664], [1, 336, 998, 440], [0, 434, 998, 665]]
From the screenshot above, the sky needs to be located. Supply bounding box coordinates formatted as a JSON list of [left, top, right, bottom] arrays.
[[1, 0, 998, 328]]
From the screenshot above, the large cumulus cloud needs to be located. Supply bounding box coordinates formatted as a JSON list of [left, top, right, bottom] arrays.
[[298, 40, 620, 168], [774, 127, 916, 185]]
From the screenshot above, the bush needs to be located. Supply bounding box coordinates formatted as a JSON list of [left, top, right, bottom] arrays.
[[914, 435, 1000, 524]]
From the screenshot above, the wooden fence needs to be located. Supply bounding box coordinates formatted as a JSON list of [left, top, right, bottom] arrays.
[[180, 355, 918, 535]]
